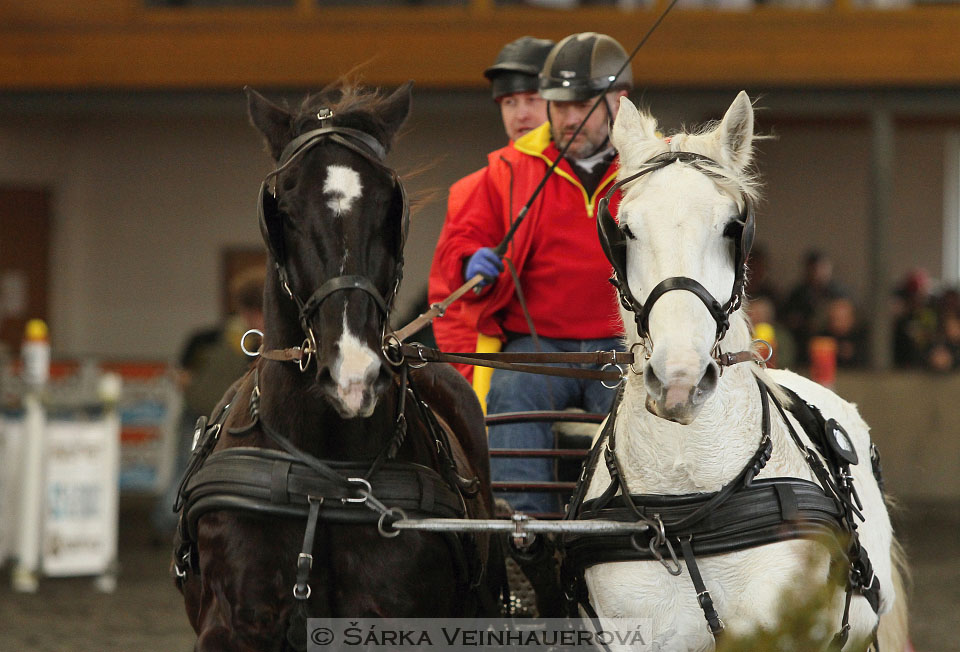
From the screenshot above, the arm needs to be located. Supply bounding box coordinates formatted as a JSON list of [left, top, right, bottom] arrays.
[[431, 163, 508, 302]]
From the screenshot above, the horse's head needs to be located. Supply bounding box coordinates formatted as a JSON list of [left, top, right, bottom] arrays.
[[605, 91, 757, 424], [246, 83, 412, 418]]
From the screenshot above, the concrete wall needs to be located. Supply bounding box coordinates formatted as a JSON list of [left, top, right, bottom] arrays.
[[0, 88, 955, 360], [835, 371, 960, 501]]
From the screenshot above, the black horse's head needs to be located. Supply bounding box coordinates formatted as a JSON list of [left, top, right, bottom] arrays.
[[246, 82, 412, 419]]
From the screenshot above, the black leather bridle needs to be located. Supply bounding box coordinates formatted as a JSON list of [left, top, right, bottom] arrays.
[[257, 109, 410, 366], [596, 151, 756, 348]]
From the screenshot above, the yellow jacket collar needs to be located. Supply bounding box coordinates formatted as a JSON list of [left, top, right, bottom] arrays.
[[514, 122, 552, 157]]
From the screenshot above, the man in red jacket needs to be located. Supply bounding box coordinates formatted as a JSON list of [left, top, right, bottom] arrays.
[[428, 36, 554, 381], [431, 33, 632, 514]]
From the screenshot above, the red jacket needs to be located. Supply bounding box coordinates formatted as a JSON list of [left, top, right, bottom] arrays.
[[428, 165, 494, 381], [432, 124, 623, 342]]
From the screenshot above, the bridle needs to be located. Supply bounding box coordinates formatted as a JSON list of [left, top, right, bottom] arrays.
[[257, 108, 410, 369], [596, 151, 756, 353]]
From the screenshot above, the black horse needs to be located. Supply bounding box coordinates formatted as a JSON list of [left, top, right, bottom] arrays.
[[174, 82, 504, 651]]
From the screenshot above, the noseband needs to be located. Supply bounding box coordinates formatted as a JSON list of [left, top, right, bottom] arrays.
[[257, 109, 410, 365], [596, 151, 755, 350]]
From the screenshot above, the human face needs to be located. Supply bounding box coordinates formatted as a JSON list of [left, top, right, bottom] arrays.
[[549, 90, 626, 159], [498, 91, 548, 142]]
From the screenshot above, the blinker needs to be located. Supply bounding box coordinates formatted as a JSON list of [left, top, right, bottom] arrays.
[[825, 418, 858, 466]]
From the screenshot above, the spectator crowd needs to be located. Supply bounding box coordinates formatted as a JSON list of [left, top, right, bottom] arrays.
[[746, 248, 960, 373]]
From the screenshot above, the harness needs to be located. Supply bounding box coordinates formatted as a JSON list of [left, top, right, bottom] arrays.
[[562, 378, 885, 650], [174, 111, 487, 651], [173, 366, 484, 650], [562, 148, 883, 646], [596, 151, 755, 348]]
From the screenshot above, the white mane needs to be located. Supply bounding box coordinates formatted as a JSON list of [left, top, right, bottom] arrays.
[[611, 98, 764, 210]]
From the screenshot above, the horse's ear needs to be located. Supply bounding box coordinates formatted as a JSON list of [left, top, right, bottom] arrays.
[[380, 81, 414, 146], [245, 86, 293, 161], [612, 96, 659, 167], [717, 90, 754, 173]]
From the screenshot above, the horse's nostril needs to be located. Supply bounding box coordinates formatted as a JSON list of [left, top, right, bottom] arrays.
[[643, 363, 664, 399], [694, 362, 720, 403], [315, 364, 333, 387]]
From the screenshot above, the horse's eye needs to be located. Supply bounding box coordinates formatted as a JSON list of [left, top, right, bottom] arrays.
[[723, 219, 744, 239], [281, 176, 297, 192], [621, 224, 637, 240]]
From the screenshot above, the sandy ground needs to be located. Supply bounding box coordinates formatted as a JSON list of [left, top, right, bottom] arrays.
[[0, 497, 956, 652]]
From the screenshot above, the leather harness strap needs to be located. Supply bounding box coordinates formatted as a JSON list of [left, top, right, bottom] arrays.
[[562, 378, 883, 644], [181, 447, 466, 540], [394, 343, 762, 383]]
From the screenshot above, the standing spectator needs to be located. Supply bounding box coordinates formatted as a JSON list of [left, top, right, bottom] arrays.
[[818, 296, 869, 368], [151, 267, 264, 539], [428, 36, 554, 382], [892, 268, 938, 368], [746, 295, 796, 369], [781, 249, 847, 365], [926, 286, 960, 372]]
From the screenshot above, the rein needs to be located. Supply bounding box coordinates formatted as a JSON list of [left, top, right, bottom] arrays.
[[385, 341, 769, 385]]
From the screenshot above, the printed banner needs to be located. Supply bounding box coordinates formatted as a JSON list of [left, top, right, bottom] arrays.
[[42, 418, 119, 576]]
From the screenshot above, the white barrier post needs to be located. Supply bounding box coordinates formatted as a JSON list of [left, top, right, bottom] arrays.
[[12, 319, 50, 593], [94, 372, 122, 593]]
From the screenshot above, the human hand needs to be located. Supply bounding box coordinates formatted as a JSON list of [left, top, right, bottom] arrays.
[[464, 248, 504, 288]]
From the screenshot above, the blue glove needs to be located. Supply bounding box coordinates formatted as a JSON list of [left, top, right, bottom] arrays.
[[464, 247, 504, 288]]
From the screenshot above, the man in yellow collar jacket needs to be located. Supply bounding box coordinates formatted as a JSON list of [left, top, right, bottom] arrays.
[[431, 33, 632, 514]]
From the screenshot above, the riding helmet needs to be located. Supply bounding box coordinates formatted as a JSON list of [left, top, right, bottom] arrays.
[[484, 36, 556, 101], [539, 32, 633, 102]]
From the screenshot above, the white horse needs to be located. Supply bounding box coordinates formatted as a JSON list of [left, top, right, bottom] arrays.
[[575, 92, 909, 651]]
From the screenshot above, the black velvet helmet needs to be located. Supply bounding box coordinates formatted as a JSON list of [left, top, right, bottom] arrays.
[[484, 36, 556, 101], [539, 32, 632, 102]]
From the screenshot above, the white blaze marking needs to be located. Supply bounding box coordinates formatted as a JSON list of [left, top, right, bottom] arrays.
[[323, 165, 363, 214], [332, 312, 380, 416]]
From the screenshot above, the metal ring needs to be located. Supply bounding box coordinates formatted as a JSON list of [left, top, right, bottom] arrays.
[[381, 332, 405, 368], [344, 477, 372, 504], [600, 363, 625, 389], [297, 338, 314, 373], [653, 514, 666, 546], [751, 339, 774, 364], [240, 329, 264, 357], [628, 342, 647, 375], [293, 583, 311, 600], [377, 507, 406, 538]]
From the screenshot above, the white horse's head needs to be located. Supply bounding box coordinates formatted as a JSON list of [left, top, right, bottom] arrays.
[[608, 91, 758, 424]]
